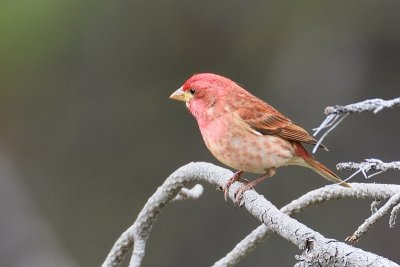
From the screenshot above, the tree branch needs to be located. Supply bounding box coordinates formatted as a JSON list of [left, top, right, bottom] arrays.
[[102, 163, 399, 267], [214, 183, 400, 266], [337, 159, 400, 179], [324, 97, 400, 115], [102, 182, 205, 267], [346, 192, 400, 243], [312, 97, 400, 153]]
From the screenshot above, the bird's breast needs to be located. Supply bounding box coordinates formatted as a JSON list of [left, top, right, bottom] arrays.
[[199, 116, 295, 173]]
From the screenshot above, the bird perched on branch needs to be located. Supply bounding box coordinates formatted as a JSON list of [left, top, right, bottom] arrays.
[[170, 73, 351, 203]]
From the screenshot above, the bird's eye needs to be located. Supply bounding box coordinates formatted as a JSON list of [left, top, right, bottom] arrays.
[[189, 89, 196, 95]]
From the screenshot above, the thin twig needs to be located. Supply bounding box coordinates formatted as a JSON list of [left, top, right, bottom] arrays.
[[389, 203, 400, 228], [337, 159, 400, 172], [371, 199, 381, 214], [346, 192, 400, 243], [325, 97, 400, 115], [172, 184, 204, 202], [312, 114, 337, 136], [312, 97, 400, 153], [337, 159, 400, 181], [312, 114, 348, 154]]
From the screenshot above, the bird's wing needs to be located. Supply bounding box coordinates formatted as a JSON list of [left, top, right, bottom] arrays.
[[235, 102, 326, 149]]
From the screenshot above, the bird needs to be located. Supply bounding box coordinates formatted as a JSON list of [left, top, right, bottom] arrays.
[[169, 73, 351, 203]]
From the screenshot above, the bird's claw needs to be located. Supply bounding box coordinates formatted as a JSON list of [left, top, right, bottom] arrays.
[[223, 171, 244, 201], [234, 184, 254, 206], [223, 181, 233, 201], [223, 187, 230, 201], [223, 178, 249, 201]]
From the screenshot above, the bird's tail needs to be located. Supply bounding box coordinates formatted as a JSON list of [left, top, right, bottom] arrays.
[[293, 142, 351, 188], [305, 157, 351, 188]]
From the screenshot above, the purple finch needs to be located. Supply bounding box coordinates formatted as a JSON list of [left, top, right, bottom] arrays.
[[170, 73, 350, 202]]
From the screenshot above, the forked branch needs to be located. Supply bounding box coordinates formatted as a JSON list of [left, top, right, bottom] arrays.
[[346, 192, 400, 243], [214, 183, 400, 266], [102, 163, 399, 267]]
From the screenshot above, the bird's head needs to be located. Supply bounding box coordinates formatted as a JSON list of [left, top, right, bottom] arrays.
[[169, 73, 240, 122]]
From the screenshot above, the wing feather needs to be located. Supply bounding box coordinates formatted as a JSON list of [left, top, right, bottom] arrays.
[[234, 98, 326, 149]]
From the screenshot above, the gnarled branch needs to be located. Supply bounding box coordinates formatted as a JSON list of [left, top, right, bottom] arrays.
[[102, 163, 399, 267], [214, 183, 400, 266]]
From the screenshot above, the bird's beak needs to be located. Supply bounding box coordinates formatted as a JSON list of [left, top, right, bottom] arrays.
[[169, 87, 193, 102]]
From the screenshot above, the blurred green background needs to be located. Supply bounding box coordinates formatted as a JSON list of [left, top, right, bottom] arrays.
[[1, 1, 399, 266]]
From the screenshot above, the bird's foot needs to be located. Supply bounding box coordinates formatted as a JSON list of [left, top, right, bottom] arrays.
[[234, 183, 254, 206], [223, 170, 244, 201], [233, 169, 276, 206]]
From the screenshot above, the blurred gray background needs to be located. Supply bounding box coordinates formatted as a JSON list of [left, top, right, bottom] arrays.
[[1, 1, 399, 266]]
